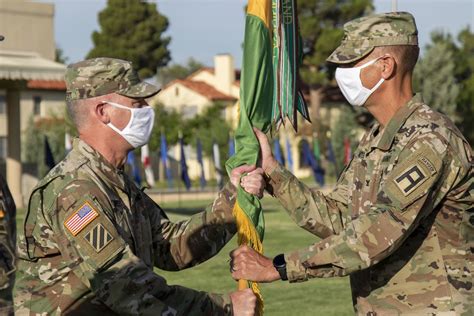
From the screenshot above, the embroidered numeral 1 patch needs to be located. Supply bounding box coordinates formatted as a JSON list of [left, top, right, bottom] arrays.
[[84, 223, 113, 253], [394, 165, 427, 196], [64, 202, 99, 236]]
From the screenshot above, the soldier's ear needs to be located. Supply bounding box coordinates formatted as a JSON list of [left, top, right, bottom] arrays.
[[94, 102, 111, 124], [379, 54, 396, 80]]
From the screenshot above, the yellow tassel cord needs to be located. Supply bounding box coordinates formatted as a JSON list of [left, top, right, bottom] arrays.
[[233, 202, 264, 315]]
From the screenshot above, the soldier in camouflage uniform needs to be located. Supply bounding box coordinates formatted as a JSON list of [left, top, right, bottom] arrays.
[[14, 57, 265, 315], [230, 12, 473, 315], [0, 173, 16, 316]]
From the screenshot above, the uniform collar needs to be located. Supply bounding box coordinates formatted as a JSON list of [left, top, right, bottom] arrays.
[[371, 93, 424, 151], [73, 138, 127, 191]]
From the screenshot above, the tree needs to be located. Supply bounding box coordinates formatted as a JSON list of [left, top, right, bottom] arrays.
[[297, 0, 373, 129], [413, 28, 474, 144], [87, 0, 171, 78], [148, 103, 183, 151], [454, 28, 474, 144], [55, 46, 69, 64], [414, 32, 460, 121], [184, 103, 232, 160], [157, 58, 205, 86], [23, 114, 70, 178]]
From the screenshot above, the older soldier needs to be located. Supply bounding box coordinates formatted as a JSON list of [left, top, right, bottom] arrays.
[[15, 57, 265, 316], [230, 12, 473, 315], [0, 173, 16, 316]]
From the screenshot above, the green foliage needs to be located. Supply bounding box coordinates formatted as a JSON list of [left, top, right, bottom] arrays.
[[157, 58, 205, 86], [87, 0, 171, 78], [413, 33, 460, 121], [331, 107, 360, 173], [149, 102, 232, 162], [55, 46, 68, 64], [149, 103, 183, 151], [298, 0, 373, 86], [184, 103, 231, 160], [415, 28, 474, 144], [23, 114, 70, 178]]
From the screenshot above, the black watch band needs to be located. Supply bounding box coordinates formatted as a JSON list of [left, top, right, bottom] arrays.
[[273, 254, 288, 281]]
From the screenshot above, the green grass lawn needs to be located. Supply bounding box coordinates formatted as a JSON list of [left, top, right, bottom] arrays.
[[16, 196, 353, 315], [157, 197, 353, 316]]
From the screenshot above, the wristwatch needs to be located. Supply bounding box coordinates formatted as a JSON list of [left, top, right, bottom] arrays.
[[273, 254, 288, 281]]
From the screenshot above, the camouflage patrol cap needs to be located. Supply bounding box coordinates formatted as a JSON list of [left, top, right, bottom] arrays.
[[327, 12, 418, 64], [65, 57, 160, 101]]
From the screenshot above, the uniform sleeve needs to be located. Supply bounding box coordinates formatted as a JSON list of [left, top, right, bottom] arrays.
[[49, 180, 233, 316], [282, 134, 458, 282], [266, 163, 351, 238], [154, 182, 238, 270]]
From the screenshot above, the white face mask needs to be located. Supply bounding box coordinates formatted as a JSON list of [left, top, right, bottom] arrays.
[[105, 101, 155, 148], [335, 57, 384, 107]]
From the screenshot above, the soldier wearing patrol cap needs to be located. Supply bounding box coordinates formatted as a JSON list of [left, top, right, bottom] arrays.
[[0, 34, 17, 316], [230, 12, 473, 315], [14, 57, 266, 315]]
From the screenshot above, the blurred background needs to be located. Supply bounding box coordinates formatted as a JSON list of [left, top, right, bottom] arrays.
[[0, 1, 472, 313]]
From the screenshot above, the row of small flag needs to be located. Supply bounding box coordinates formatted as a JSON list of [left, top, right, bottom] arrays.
[[44, 133, 353, 189]]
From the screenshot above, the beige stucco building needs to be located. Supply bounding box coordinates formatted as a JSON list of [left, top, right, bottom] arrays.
[[0, 0, 66, 207]]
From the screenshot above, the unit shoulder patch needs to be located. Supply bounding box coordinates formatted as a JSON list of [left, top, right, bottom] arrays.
[[85, 223, 114, 253], [385, 144, 443, 209], [64, 201, 99, 236]]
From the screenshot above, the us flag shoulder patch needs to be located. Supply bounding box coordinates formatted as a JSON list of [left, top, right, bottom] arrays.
[[84, 223, 113, 253], [64, 202, 99, 236]]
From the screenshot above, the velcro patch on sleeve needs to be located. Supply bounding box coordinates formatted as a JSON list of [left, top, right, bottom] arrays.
[[64, 201, 99, 236], [84, 223, 114, 253], [62, 197, 126, 270], [385, 144, 442, 210]]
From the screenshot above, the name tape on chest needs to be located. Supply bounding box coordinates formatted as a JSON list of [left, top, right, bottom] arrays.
[[84, 223, 114, 253], [64, 201, 99, 236]]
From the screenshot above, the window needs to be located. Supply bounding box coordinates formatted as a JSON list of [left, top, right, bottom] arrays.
[[175, 87, 179, 96], [0, 137, 7, 160], [33, 96, 42, 116], [0, 95, 5, 114]]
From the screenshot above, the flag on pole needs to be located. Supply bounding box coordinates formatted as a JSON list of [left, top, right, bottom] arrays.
[[44, 136, 55, 170], [160, 133, 173, 188], [213, 141, 224, 189], [65, 132, 72, 154], [313, 137, 321, 161], [273, 138, 285, 165], [225, 1, 307, 312], [271, 0, 310, 130], [228, 136, 235, 157], [285, 137, 294, 172], [196, 138, 207, 189], [302, 139, 325, 186], [344, 137, 352, 166], [141, 144, 155, 187], [179, 137, 191, 191], [327, 139, 339, 176], [127, 151, 141, 186]]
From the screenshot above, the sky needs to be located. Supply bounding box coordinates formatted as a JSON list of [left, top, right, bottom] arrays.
[[44, 0, 473, 68]]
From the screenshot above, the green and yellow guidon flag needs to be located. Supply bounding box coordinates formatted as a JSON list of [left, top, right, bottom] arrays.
[[225, 0, 308, 314]]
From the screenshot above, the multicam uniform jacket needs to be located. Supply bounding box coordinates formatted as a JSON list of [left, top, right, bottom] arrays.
[[0, 173, 16, 315], [267, 94, 473, 315], [15, 139, 237, 315]]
